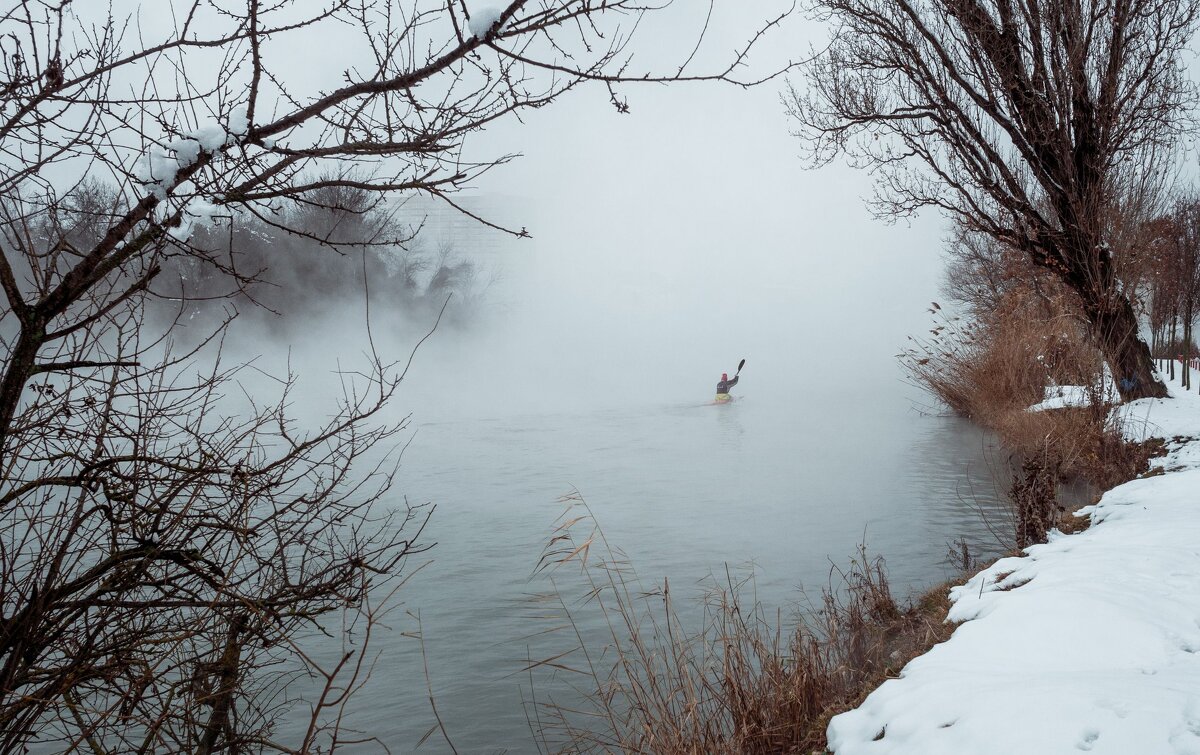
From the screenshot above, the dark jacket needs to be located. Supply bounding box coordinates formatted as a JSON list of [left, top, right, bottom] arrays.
[[716, 375, 739, 394]]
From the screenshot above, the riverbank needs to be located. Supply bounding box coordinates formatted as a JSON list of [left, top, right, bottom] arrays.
[[827, 365, 1200, 754]]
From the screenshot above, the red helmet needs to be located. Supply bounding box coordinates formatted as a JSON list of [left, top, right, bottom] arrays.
[[721, 373, 728, 380]]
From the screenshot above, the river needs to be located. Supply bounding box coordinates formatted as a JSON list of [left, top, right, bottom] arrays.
[[302, 374, 1014, 752], [246, 165, 1021, 749]]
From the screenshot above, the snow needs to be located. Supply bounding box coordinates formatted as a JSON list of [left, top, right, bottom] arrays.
[[1028, 383, 1096, 411], [468, 7, 503, 39], [828, 365, 1200, 755], [1028, 368, 1120, 412], [228, 104, 249, 138], [168, 198, 221, 241], [167, 138, 201, 167], [133, 146, 184, 198], [192, 121, 227, 151], [136, 114, 238, 202]]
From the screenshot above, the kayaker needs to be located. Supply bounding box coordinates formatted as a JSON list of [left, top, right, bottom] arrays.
[[716, 371, 739, 398]]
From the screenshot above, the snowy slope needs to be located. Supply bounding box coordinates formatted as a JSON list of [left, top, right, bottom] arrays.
[[827, 367, 1200, 755]]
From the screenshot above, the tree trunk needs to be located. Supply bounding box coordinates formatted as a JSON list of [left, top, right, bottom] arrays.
[[0, 324, 44, 458], [1085, 291, 1169, 400], [1185, 313, 1193, 390], [1051, 224, 1169, 401], [196, 613, 247, 755], [1171, 317, 1178, 379]]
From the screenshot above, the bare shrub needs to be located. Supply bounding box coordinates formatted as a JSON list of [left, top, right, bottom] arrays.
[[944, 536, 981, 575], [904, 265, 1160, 543], [1010, 459, 1060, 549]]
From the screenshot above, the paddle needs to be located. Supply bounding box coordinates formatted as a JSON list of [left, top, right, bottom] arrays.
[[736, 358, 745, 376]]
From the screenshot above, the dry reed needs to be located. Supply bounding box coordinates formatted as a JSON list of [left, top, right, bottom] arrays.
[[901, 290, 1155, 490], [524, 495, 959, 754]]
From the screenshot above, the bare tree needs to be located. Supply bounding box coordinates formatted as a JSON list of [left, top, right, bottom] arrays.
[[0, 0, 787, 750], [1170, 198, 1200, 387], [787, 0, 1200, 399], [1146, 194, 1200, 384], [942, 222, 1047, 318], [1137, 215, 1180, 357]]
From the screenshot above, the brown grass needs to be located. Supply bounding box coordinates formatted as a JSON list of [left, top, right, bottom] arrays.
[[903, 290, 1158, 494], [903, 290, 1098, 421], [903, 290, 1174, 552], [988, 402, 1160, 491], [525, 495, 962, 755]]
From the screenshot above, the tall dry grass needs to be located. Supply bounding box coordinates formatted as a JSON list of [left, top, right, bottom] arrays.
[[902, 289, 1101, 421], [524, 495, 958, 754], [900, 287, 1154, 488], [902, 286, 1165, 551]]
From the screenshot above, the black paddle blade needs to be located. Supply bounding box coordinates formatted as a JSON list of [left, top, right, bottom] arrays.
[[737, 358, 746, 374]]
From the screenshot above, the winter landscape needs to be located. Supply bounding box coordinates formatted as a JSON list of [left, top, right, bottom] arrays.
[[1, 0, 1199, 753]]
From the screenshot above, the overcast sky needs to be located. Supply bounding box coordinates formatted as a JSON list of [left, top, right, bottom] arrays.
[[91, 1, 955, 416], [392, 1, 953, 415]]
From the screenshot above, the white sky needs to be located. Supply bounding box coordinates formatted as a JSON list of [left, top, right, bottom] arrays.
[[422, 1, 952, 413], [78, 1, 954, 415]]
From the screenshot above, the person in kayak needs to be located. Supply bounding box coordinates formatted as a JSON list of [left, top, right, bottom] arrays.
[[715, 371, 739, 401]]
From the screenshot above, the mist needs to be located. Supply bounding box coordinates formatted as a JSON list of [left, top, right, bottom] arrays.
[[246, 32, 946, 429], [238, 141, 950, 431], [222, 90, 950, 425], [0, 2, 1028, 750], [99, 0, 950, 425]]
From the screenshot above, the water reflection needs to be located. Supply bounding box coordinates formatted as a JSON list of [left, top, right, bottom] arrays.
[[715, 398, 746, 450], [290, 400, 1017, 752], [902, 415, 1014, 566]]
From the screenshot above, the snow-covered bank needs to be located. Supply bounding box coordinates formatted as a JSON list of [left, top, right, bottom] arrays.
[[828, 367, 1200, 755]]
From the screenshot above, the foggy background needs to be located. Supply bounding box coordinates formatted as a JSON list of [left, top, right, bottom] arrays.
[[227, 1, 953, 423], [89, 0, 957, 428], [98, 3, 1002, 750]]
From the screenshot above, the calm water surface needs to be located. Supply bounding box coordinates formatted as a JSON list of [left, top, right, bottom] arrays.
[[319, 386, 1013, 752]]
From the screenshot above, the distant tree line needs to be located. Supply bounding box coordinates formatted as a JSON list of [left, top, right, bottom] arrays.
[[65, 179, 487, 332], [1137, 195, 1200, 386]]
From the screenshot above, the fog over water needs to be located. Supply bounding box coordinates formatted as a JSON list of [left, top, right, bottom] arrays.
[[245, 75, 1019, 750], [168, 3, 1020, 750]]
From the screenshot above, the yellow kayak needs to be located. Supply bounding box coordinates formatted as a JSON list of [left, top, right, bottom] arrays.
[[713, 393, 733, 404]]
